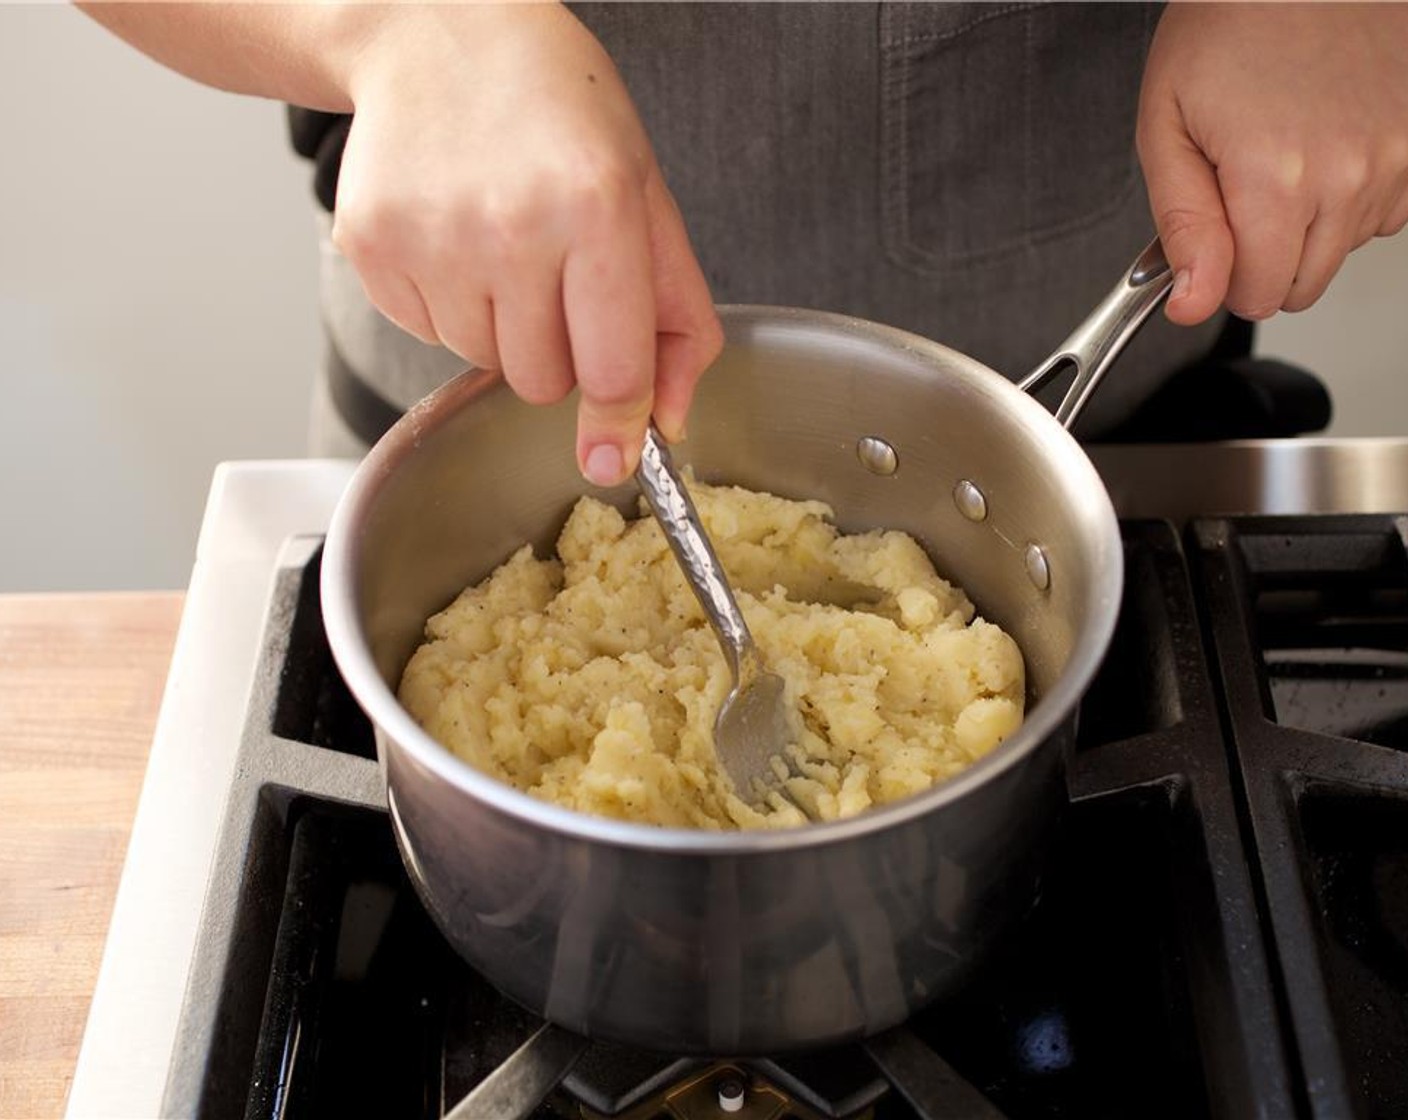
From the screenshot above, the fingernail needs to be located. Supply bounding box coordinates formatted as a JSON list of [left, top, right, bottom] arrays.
[[657, 420, 686, 444], [583, 443, 625, 487], [1172, 269, 1191, 300]]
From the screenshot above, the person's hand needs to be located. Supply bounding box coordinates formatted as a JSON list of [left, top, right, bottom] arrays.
[[329, 4, 722, 485], [1137, 3, 1408, 326]]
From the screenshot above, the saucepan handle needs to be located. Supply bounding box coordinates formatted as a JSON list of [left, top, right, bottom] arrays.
[[1019, 238, 1173, 431]]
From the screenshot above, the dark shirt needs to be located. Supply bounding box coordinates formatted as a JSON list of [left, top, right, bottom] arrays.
[[288, 4, 1263, 442], [287, 107, 348, 213]]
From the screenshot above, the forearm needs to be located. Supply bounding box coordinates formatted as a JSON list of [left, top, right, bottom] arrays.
[[78, 3, 373, 112]]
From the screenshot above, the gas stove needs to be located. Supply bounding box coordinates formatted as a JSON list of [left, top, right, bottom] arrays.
[[67, 441, 1408, 1119]]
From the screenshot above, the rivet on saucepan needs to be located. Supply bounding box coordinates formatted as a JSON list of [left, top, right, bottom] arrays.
[[856, 436, 898, 476], [1024, 543, 1052, 592], [953, 479, 988, 522]]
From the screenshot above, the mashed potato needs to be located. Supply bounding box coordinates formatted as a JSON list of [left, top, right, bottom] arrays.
[[398, 480, 1024, 830]]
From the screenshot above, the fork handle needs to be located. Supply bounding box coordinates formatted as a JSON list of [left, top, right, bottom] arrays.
[[636, 424, 757, 684]]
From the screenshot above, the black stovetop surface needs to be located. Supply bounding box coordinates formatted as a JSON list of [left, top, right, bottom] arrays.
[[189, 515, 1408, 1120]]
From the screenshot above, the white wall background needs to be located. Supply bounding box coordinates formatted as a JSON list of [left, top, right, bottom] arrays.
[[1258, 234, 1408, 434], [0, 5, 317, 591], [1, 4, 1406, 591]]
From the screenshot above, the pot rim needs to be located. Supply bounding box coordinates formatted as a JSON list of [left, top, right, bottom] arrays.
[[322, 305, 1124, 855]]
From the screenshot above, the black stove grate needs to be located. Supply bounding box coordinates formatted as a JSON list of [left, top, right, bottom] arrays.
[[243, 802, 453, 1120], [173, 515, 1408, 1119], [271, 548, 377, 760], [1193, 514, 1408, 1118]]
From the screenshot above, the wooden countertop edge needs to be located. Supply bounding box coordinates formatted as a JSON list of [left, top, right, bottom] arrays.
[[0, 591, 185, 1120]]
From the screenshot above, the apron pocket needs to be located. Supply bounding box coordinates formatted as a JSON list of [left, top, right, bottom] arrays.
[[880, 2, 1155, 278]]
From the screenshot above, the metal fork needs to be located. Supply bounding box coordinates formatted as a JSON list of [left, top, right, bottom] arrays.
[[635, 425, 815, 819]]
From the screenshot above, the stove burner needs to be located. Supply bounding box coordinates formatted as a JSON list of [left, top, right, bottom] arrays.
[[167, 514, 1408, 1119], [569, 1061, 867, 1120]]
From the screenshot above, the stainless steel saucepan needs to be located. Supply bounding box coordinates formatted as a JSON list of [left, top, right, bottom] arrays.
[[322, 239, 1172, 1053]]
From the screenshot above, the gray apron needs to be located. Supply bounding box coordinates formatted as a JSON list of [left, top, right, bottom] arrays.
[[310, 1, 1222, 457]]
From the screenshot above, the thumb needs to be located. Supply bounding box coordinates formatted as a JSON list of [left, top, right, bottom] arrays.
[[1137, 107, 1235, 326]]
